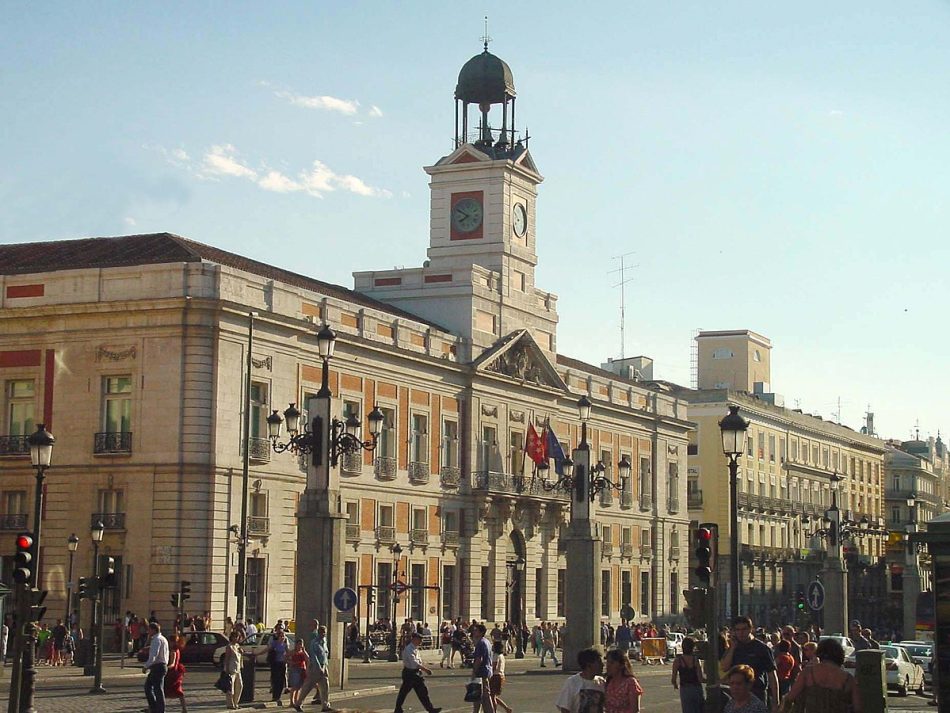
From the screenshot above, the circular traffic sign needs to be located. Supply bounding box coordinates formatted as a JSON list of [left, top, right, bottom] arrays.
[[333, 587, 358, 612]]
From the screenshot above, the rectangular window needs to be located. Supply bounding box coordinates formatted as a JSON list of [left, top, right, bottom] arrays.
[[442, 565, 456, 620], [481, 566, 491, 620], [557, 569, 566, 617], [410, 563, 425, 620], [412, 508, 427, 531], [620, 452, 631, 496], [103, 376, 132, 433], [442, 419, 459, 468], [779, 438, 786, 462], [480, 425, 498, 472], [345, 501, 359, 523], [535, 567, 543, 617], [822, 448, 829, 468], [791, 440, 798, 460], [641, 528, 651, 548], [639, 457, 652, 505], [513, 270, 526, 291], [246, 557, 265, 624], [621, 571, 632, 610], [379, 407, 397, 459], [2, 491, 25, 514], [5, 380, 35, 436], [511, 431, 525, 477], [601, 570, 611, 616], [640, 572, 650, 616], [893, 475, 900, 491], [746, 436, 754, 457], [670, 571, 679, 614], [410, 414, 428, 464], [344, 561, 357, 591], [443, 509, 458, 534], [249, 492, 267, 517], [378, 504, 394, 528], [376, 562, 392, 621], [768, 435, 776, 462], [757, 433, 765, 460], [97, 489, 125, 514], [342, 398, 360, 424], [622, 527, 632, 546]]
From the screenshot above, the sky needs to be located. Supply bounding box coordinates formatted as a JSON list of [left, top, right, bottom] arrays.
[[3, 1, 949, 442]]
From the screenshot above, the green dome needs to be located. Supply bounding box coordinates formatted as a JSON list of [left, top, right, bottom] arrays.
[[455, 50, 516, 105]]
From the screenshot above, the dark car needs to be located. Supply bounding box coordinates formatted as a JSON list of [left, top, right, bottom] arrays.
[[137, 631, 229, 665]]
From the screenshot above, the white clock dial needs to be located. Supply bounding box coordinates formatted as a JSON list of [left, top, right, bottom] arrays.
[[451, 198, 483, 233], [512, 203, 527, 237]]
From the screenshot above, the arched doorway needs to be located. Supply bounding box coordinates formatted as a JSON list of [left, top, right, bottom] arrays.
[[506, 531, 527, 652]]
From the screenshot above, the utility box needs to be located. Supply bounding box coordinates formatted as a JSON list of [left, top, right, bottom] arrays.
[[855, 649, 886, 713], [911, 511, 950, 712]]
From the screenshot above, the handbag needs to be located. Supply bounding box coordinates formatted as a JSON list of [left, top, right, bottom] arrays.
[[464, 680, 483, 702], [215, 670, 233, 693]]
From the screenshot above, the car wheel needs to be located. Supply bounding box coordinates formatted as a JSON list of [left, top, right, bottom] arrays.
[[918, 676, 926, 696], [898, 677, 909, 697]]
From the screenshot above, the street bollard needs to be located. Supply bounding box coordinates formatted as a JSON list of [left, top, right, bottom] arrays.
[[856, 649, 887, 713]]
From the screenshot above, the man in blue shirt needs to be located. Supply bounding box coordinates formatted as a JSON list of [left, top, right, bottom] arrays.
[[471, 624, 495, 713], [295, 625, 331, 712]]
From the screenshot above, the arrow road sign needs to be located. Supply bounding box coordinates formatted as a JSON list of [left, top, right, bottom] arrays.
[[333, 587, 358, 612], [807, 580, 825, 612]]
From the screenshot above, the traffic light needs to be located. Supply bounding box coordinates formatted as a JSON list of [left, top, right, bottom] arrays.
[[100, 556, 116, 589], [694, 526, 713, 587], [180, 580, 191, 602], [78, 576, 98, 600], [170, 592, 182, 609], [29, 589, 48, 622], [366, 586, 376, 606], [683, 588, 707, 628], [13, 532, 34, 584], [796, 589, 806, 611]]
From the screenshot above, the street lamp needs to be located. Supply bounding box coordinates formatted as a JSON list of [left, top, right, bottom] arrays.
[[268, 402, 384, 465], [65, 533, 79, 623], [388, 543, 403, 662], [718, 405, 749, 620], [89, 519, 106, 694], [505, 556, 526, 659]]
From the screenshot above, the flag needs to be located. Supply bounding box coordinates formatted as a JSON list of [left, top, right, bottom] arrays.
[[525, 423, 546, 465], [545, 427, 567, 473]]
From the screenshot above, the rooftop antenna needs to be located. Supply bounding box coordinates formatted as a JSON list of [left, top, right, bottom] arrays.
[[608, 252, 637, 360], [915, 419, 920, 441], [481, 15, 492, 51], [832, 396, 841, 424], [690, 328, 702, 388]]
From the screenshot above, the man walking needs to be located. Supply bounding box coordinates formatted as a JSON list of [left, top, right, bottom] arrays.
[[394, 632, 441, 713], [296, 624, 331, 712], [541, 622, 560, 668], [719, 616, 778, 711], [142, 622, 169, 713]]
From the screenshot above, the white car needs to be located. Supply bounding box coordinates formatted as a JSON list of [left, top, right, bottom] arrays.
[[666, 632, 685, 657], [894, 642, 933, 686], [844, 644, 925, 696], [214, 631, 298, 668], [819, 635, 855, 658]]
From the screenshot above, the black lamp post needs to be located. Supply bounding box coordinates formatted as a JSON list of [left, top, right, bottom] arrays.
[[27, 424, 55, 585], [718, 405, 749, 621], [388, 543, 403, 663], [505, 556, 526, 659], [65, 533, 79, 623], [89, 519, 106, 694]]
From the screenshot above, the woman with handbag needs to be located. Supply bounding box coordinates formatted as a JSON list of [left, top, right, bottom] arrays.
[[221, 631, 244, 710], [164, 635, 188, 713], [268, 628, 290, 706]]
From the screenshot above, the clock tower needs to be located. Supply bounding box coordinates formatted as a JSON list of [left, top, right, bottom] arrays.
[[355, 44, 558, 362]]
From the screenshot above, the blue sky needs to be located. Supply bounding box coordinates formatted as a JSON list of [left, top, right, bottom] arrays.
[[3, 1, 949, 441]]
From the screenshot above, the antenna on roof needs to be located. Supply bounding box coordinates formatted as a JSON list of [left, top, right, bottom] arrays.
[[690, 328, 702, 389], [609, 252, 637, 360], [481, 16, 492, 51]]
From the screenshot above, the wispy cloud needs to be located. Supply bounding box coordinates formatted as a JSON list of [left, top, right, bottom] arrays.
[[201, 144, 257, 179], [274, 89, 359, 115], [368, 105, 383, 118], [124, 216, 137, 227]]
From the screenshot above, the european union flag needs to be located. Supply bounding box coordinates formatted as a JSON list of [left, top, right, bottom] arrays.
[[545, 427, 566, 474]]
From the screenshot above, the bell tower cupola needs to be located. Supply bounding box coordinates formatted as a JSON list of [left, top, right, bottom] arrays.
[[454, 38, 519, 157]]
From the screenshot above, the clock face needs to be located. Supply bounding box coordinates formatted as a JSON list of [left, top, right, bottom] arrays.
[[512, 203, 527, 237], [451, 198, 483, 233]]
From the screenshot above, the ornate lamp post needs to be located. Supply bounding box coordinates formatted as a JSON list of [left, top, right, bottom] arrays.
[[505, 556, 526, 659], [718, 405, 749, 620], [388, 543, 403, 663], [65, 534, 79, 623], [88, 519, 106, 694]]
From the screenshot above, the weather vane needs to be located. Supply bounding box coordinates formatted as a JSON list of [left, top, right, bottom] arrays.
[[481, 15, 492, 51]]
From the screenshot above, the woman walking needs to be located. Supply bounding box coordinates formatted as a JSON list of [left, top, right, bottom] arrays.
[[222, 631, 244, 710], [490, 641, 512, 713], [671, 637, 704, 713], [267, 628, 290, 706], [604, 649, 643, 713], [724, 666, 768, 713], [164, 635, 188, 713], [783, 638, 861, 713]]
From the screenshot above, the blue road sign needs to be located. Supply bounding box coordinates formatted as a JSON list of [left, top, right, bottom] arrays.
[[333, 587, 358, 612], [807, 580, 825, 612]]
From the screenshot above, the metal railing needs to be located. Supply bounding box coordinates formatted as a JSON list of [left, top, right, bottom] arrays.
[[668, 497, 679, 513], [345, 523, 361, 541], [247, 437, 271, 463], [621, 543, 636, 558], [341, 452, 362, 476], [471, 471, 570, 501], [91, 512, 126, 530], [408, 462, 430, 484], [600, 489, 613, 507], [687, 491, 703, 508], [640, 545, 653, 558], [440, 466, 461, 488], [639, 494, 652, 511], [93, 431, 132, 454], [670, 547, 681, 560], [410, 529, 429, 545], [620, 491, 634, 508], [442, 530, 459, 547], [602, 543, 614, 558], [376, 525, 396, 544], [247, 516, 269, 536], [0, 514, 28, 530], [0, 436, 29, 456], [375, 457, 397, 481]]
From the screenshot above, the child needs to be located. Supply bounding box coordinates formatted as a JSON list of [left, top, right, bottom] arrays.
[[288, 638, 310, 712]]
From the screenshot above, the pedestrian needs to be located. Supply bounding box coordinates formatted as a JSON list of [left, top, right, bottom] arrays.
[[719, 616, 779, 711], [672, 637, 704, 713], [490, 640, 512, 713], [541, 622, 560, 668], [471, 623, 495, 713], [724, 665, 769, 713], [616, 620, 633, 655], [783, 638, 860, 713], [267, 627, 290, 705], [440, 622, 453, 668], [164, 635, 188, 713], [604, 649, 642, 713], [142, 622, 169, 713], [223, 616, 234, 639], [801, 642, 818, 667], [555, 647, 606, 713], [774, 641, 795, 698], [296, 623, 331, 711], [288, 638, 310, 711], [221, 631, 244, 710], [393, 631, 442, 713]]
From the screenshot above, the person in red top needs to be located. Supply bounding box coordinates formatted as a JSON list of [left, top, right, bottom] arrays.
[[164, 635, 188, 713], [604, 649, 642, 713], [288, 638, 310, 712], [774, 640, 796, 698]]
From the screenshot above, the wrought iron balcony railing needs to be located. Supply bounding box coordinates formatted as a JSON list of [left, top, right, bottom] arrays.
[[668, 497, 680, 513], [410, 528, 429, 545], [91, 512, 126, 530], [93, 431, 132, 454], [621, 543, 636, 558], [0, 436, 29, 456], [375, 457, 397, 481], [345, 523, 361, 541], [408, 462, 430, 484], [471, 471, 570, 501], [246, 437, 271, 463], [440, 466, 461, 488], [442, 530, 459, 547], [341, 452, 362, 476], [639, 494, 652, 511], [0, 514, 28, 530], [687, 490, 704, 508], [620, 491, 634, 508], [640, 545, 653, 558], [376, 525, 396, 544], [670, 547, 681, 560], [247, 516, 269, 537], [602, 543, 614, 558]]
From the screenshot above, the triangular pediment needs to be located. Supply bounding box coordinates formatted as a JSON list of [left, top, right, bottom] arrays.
[[473, 330, 567, 391], [513, 149, 541, 176], [437, 144, 493, 167]]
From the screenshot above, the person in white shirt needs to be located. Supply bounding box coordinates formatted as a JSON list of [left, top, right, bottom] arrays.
[[143, 622, 170, 713], [394, 632, 442, 713], [556, 648, 606, 713], [247, 620, 258, 637]]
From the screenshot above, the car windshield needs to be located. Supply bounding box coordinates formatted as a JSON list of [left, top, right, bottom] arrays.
[[882, 646, 901, 659], [900, 644, 932, 657]]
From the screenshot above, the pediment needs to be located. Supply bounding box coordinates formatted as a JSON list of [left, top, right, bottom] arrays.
[[438, 145, 493, 166], [514, 149, 541, 176], [474, 330, 566, 391]]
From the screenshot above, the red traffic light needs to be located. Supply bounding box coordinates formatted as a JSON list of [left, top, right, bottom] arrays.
[[697, 528, 712, 541], [16, 534, 33, 550]]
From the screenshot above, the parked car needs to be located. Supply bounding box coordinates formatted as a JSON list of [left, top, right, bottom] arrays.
[[137, 631, 229, 665], [844, 644, 925, 696], [819, 635, 855, 658], [895, 642, 933, 686], [214, 631, 298, 668], [666, 632, 685, 657]]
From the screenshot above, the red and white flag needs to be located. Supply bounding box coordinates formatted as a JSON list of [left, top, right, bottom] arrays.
[[525, 423, 547, 465]]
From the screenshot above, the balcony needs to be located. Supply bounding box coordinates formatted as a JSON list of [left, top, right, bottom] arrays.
[[670, 547, 681, 560], [0, 436, 29, 457], [247, 516, 269, 537], [471, 471, 570, 501], [687, 491, 704, 508], [600, 489, 613, 507], [376, 525, 396, 544], [375, 457, 397, 481], [620, 491, 634, 508], [442, 530, 460, 548], [93, 431, 132, 454], [0, 514, 28, 530], [341, 452, 362, 476], [345, 523, 361, 541], [640, 545, 653, 559], [621, 543, 636, 558], [91, 512, 126, 530], [639, 495, 652, 511], [602, 543, 614, 558], [410, 529, 429, 546], [668, 497, 680, 514], [408, 462, 430, 485], [440, 466, 461, 488], [246, 437, 271, 463]]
